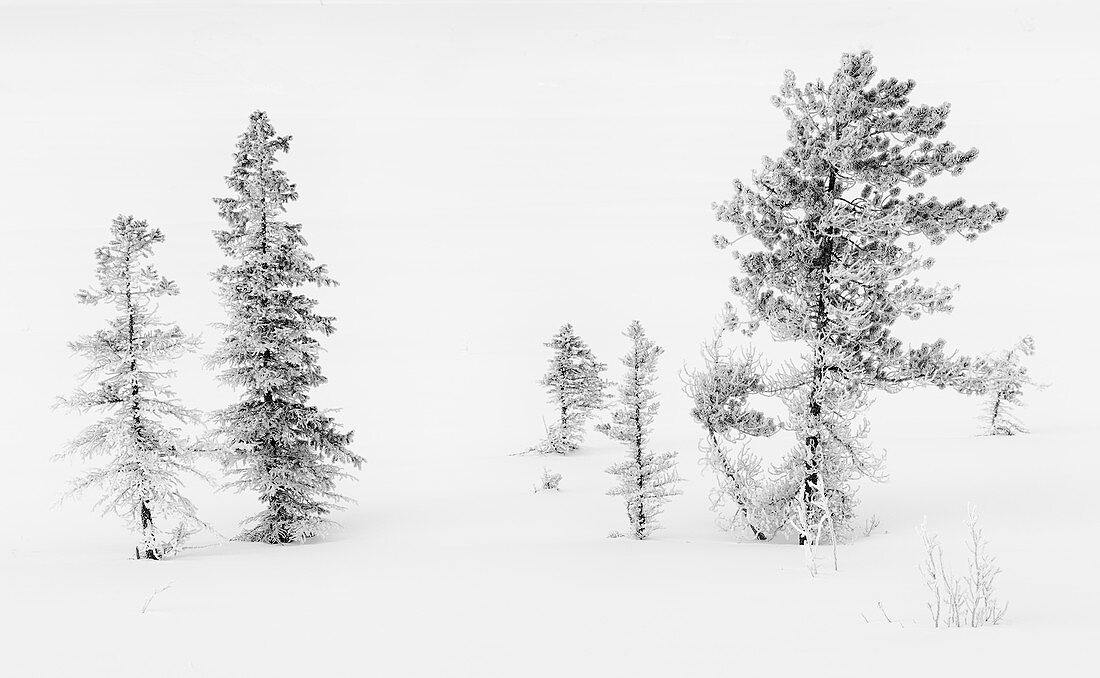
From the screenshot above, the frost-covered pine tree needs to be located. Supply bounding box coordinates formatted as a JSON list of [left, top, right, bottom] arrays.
[[599, 321, 681, 539], [528, 324, 609, 454], [57, 215, 206, 559], [210, 111, 362, 544], [979, 336, 1039, 435], [706, 52, 1005, 545]]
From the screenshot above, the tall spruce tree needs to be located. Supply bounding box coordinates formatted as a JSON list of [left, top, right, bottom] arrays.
[[210, 111, 362, 544], [57, 215, 206, 559], [527, 324, 609, 454], [706, 52, 1004, 544], [600, 321, 680, 539]]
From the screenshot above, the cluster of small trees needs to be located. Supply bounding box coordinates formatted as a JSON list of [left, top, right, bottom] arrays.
[[521, 55, 1033, 623], [57, 112, 360, 558], [525, 322, 682, 540]]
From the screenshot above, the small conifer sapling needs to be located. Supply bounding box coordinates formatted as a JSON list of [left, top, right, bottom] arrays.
[[527, 324, 609, 454], [599, 321, 681, 539], [57, 215, 207, 559], [979, 336, 1040, 435]]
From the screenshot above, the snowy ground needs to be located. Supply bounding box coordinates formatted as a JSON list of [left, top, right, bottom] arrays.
[[2, 1, 1098, 676]]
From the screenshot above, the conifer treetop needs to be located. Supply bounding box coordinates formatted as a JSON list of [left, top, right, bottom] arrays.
[[539, 323, 609, 408], [714, 50, 1005, 391], [601, 320, 663, 450], [213, 110, 333, 290], [716, 51, 1007, 248], [77, 215, 178, 308]]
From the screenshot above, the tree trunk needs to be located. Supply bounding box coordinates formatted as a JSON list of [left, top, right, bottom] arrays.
[[800, 153, 838, 546], [124, 248, 159, 560], [139, 502, 158, 560], [634, 405, 646, 538], [707, 430, 768, 541], [557, 371, 568, 452], [800, 236, 832, 546]]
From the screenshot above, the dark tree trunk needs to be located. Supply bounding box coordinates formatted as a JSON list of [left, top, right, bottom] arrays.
[[139, 502, 158, 560], [800, 236, 832, 546]]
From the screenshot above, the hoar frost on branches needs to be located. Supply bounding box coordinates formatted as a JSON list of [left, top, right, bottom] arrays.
[[978, 336, 1040, 435], [698, 51, 1006, 546], [209, 111, 362, 544], [526, 324, 609, 454], [919, 506, 1007, 628], [57, 215, 208, 560], [600, 322, 681, 539], [684, 312, 781, 541], [535, 468, 563, 493]]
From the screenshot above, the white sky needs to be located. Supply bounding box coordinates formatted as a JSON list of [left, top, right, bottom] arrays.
[[1, 0, 1096, 452]]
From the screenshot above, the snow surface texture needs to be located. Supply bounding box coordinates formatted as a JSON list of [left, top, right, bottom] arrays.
[[1, 1, 1097, 676]]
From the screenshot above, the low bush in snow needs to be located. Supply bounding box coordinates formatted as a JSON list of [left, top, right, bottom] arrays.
[[919, 505, 1007, 628]]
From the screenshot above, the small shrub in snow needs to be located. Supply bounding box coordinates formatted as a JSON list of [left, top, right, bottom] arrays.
[[526, 421, 577, 456], [535, 468, 562, 492], [919, 506, 1007, 628], [601, 321, 681, 539], [526, 324, 609, 454], [977, 336, 1042, 436]]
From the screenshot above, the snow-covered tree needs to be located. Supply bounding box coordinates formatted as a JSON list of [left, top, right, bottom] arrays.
[[599, 321, 681, 539], [57, 215, 207, 559], [978, 336, 1039, 435], [527, 324, 609, 454], [707, 51, 1005, 544], [684, 311, 781, 540], [209, 110, 362, 544], [534, 468, 563, 493]]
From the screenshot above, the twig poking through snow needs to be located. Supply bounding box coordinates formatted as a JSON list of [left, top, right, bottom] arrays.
[[140, 582, 174, 614]]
